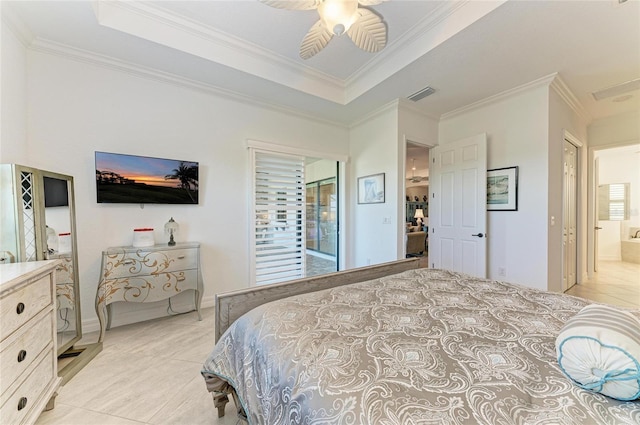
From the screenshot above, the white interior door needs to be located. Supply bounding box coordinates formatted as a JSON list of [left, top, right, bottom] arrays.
[[430, 134, 487, 277]]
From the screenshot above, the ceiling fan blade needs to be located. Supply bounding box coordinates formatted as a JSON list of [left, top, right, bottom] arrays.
[[259, 0, 320, 10], [300, 20, 333, 59], [346, 8, 387, 53]]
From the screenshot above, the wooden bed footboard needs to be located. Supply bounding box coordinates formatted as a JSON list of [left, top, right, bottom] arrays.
[[214, 258, 420, 342]]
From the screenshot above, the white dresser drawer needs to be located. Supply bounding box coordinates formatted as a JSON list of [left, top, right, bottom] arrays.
[[0, 346, 55, 425], [0, 261, 62, 425], [0, 275, 52, 339], [103, 248, 198, 279], [102, 269, 199, 304], [0, 311, 53, 397]]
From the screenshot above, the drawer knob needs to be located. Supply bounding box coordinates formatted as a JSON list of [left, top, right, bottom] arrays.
[[177, 255, 185, 259], [17, 397, 27, 411], [123, 260, 134, 265], [16, 303, 25, 314], [17, 350, 27, 362]]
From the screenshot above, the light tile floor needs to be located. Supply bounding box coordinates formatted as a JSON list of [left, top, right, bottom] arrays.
[[36, 261, 639, 425], [36, 307, 238, 425], [565, 260, 640, 309]]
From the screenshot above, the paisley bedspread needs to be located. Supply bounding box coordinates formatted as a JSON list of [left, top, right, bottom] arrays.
[[201, 268, 640, 424]]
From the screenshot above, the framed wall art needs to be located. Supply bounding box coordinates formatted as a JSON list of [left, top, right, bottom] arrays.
[[358, 173, 385, 204], [487, 166, 518, 211]]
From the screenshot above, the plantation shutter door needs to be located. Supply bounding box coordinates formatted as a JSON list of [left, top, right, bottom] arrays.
[[251, 149, 306, 286]]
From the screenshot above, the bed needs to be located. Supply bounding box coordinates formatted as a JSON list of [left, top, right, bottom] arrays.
[[201, 260, 640, 424]]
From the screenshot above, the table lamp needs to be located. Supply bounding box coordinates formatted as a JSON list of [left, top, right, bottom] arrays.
[[414, 209, 424, 228], [164, 217, 179, 246]]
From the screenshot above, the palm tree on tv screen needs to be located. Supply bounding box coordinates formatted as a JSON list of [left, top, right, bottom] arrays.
[[165, 162, 198, 202]]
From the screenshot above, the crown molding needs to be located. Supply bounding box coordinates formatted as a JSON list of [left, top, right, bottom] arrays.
[[1, 3, 34, 47], [441, 73, 559, 120], [93, 0, 346, 104], [440, 72, 591, 124], [29, 38, 348, 129], [550, 75, 592, 124]]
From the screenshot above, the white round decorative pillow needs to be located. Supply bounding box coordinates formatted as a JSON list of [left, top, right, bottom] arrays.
[[556, 304, 640, 401]]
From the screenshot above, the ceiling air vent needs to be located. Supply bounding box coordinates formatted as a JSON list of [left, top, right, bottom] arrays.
[[408, 86, 436, 102], [592, 78, 640, 101]]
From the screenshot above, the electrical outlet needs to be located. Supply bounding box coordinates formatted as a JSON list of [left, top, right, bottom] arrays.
[[498, 267, 506, 277]]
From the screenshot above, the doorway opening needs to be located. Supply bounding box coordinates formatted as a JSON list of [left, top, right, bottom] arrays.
[[405, 142, 430, 260], [249, 144, 343, 286], [592, 144, 640, 271]]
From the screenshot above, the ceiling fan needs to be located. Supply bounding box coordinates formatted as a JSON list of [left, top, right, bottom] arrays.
[[407, 158, 428, 183], [260, 0, 388, 59]]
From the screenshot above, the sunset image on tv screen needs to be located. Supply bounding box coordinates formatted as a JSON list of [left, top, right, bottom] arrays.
[[95, 151, 199, 204]]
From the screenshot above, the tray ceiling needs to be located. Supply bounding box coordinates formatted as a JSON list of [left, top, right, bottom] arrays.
[[4, 0, 639, 125]]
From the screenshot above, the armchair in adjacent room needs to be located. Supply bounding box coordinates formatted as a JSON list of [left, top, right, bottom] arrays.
[[405, 224, 427, 257]]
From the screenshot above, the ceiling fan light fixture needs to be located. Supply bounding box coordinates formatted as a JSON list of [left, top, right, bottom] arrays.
[[318, 0, 359, 35], [260, 0, 387, 59]]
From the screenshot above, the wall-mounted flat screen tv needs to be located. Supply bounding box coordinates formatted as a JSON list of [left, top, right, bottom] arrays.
[[95, 151, 199, 204]]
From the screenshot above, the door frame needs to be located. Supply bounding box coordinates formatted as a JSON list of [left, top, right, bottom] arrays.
[[247, 140, 348, 281]]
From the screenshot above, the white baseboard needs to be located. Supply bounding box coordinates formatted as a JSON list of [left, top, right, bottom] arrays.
[[81, 294, 217, 335]]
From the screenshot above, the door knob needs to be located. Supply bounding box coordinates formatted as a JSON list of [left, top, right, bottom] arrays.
[[472, 233, 484, 238]]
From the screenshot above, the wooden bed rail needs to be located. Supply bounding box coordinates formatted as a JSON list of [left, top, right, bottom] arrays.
[[214, 258, 420, 342]]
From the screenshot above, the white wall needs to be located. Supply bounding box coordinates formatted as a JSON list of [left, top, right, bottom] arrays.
[[439, 84, 550, 290], [20, 49, 349, 332], [346, 101, 438, 267], [348, 106, 399, 268], [1, 13, 28, 162]]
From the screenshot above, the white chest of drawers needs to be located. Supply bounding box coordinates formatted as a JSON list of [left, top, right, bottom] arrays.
[[95, 242, 203, 342], [0, 261, 62, 425]]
